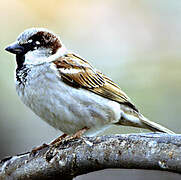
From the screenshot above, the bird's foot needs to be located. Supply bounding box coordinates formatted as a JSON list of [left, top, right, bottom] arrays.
[[31, 128, 88, 155], [53, 127, 89, 147], [71, 127, 89, 139], [31, 143, 49, 155], [31, 133, 68, 155], [50, 133, 68, 145]]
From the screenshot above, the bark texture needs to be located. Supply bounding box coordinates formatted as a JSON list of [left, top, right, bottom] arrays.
[[0, 133, 181, 180]]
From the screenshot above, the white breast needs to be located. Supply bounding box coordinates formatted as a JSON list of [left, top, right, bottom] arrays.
[[16, 63, 121, 135]]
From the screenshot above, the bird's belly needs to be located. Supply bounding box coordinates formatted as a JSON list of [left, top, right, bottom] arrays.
[[16, 74, 121, 134]]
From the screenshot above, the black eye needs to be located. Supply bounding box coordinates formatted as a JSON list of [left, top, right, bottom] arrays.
[[31, 40, 41, 48], [21, 39, 36, 52], [27, 39, 40, 46]]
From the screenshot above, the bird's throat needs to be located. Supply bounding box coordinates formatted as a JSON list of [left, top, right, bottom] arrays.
[[16, 54, 25, 70]]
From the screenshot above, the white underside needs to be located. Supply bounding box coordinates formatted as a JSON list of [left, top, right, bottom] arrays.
[[16, 63, 122, 135]]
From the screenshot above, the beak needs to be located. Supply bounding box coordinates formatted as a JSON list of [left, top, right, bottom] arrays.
[[5, 42, 24, 55]]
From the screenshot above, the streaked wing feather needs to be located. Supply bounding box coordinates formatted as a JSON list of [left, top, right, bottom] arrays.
[[53, 53, 138, 112]]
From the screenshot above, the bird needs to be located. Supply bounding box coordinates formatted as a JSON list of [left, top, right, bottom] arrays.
[[5, 27, 174, 138]]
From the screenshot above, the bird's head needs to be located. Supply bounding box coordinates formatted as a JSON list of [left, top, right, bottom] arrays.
[[5, 28, 67, 67]]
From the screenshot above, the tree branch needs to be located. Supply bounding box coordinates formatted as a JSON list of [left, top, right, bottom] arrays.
[[0, 133, 181, 179]]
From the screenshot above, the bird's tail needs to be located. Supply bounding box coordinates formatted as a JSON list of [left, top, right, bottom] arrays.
[[139, 114, 175, 134], [118, 112, 175, 134]]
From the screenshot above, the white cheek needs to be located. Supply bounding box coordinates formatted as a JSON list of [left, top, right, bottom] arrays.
[[24, 49, 51, 65], [24, 45, 68, 65]]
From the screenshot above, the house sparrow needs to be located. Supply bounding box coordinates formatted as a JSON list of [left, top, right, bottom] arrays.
[[5, 28, 174, 136]]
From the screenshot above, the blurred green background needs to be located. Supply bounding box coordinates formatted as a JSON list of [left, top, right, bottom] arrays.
[[0, 0, 181, 179]]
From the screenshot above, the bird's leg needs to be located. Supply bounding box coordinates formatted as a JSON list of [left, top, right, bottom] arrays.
[[71, 127, 89, 139], [31, 143, 49, 155], [50, 133, 68, 145], [31, 128, 89, 155], [53, 127, 89, 147], [50, 127, 88, 147], [31, 133, 68, 155]]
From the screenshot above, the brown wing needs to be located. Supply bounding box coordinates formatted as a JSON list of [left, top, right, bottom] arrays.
[[53, 53, 138, 112]]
